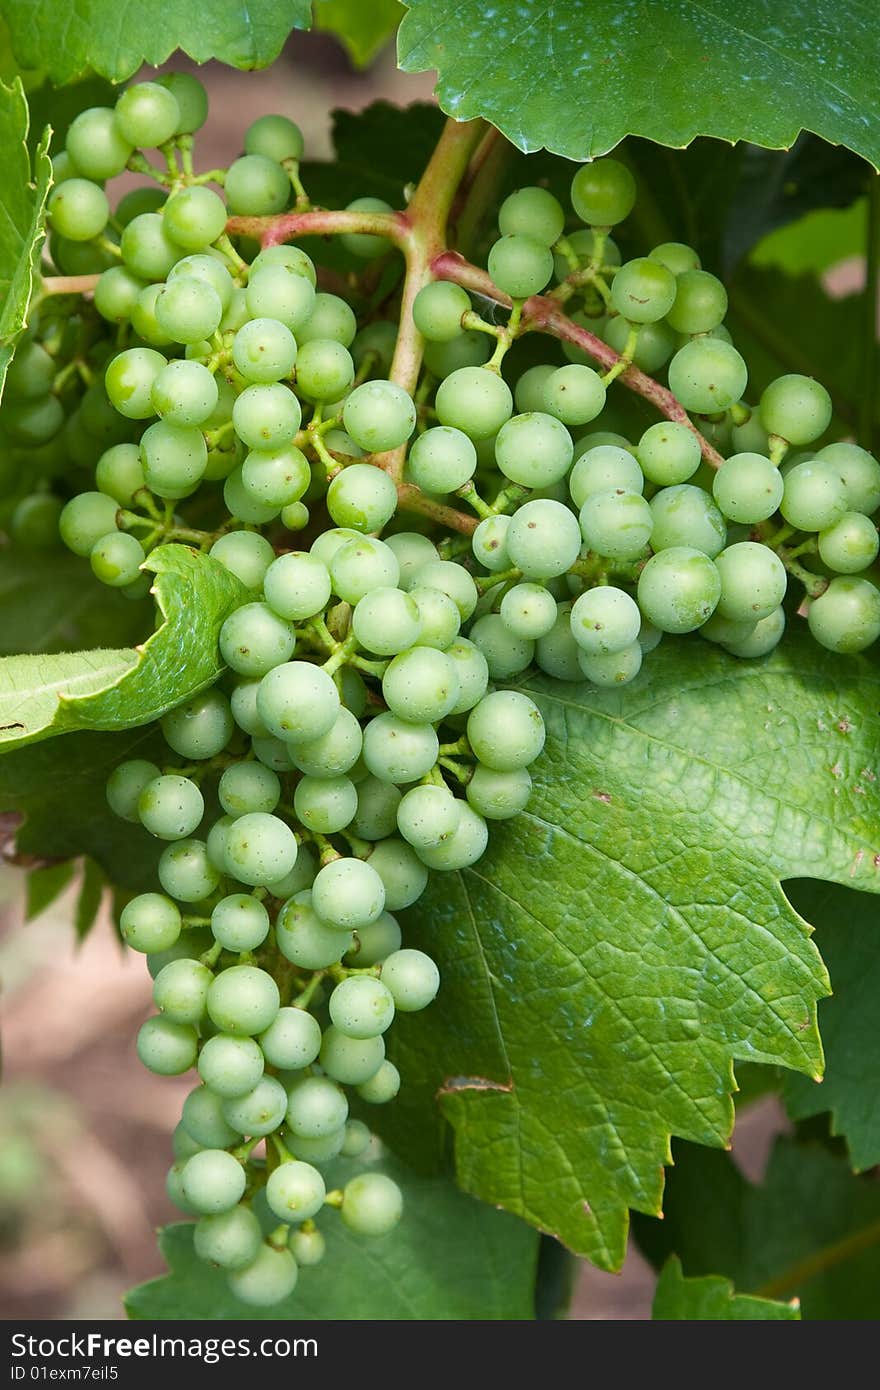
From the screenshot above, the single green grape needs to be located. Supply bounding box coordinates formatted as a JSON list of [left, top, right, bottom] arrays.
[[506, 498, 582, 578], [356, 1060, 401, 1105], [339, 196, 394, 259], [207, 965, 280, 1036], [760, 374, 832, 445], [115, 81, 181, 147], [469, 613, 535, 679], [340, 1173, 403, 1236], [487, 234, 554, 297], [219, 603, 296, 679], [434, 367, 513, 441], [366, 838, 429, 911], [275, 891, 354, 970], [577, 640, 643, 687], [637, 547, 721, 633], [712, 452, 784, 524], [570, 585, 641, 655], [466, 765, 532, 819], [665, 269, 728, 335], [136, 1015, 197, 1075], [222, 1075, 288, 1137], [162, 689, 233, 760], [227, 1245, 298, 1308], [467, 690, 545, 770], [667, 339, 748, 414], [817, 512, 880, 573], [713, 542, 788, 623], [412, 281, 471, 341], [807, 576, 880, 653], [120, 892, 181, 953], [637, 422, 701, 486], [609, 258, 676, 324], [259, 1007, 322, 1071], [649, 484, 726, 558], [380, 948, 440, 1012], [780, 462, 848, 532], [90, 531, 144, 587], [570, 159, 636, 226]]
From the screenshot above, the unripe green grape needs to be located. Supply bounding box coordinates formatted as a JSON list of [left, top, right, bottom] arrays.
[[286, 1074, 348, 1138], [712, 452, 784, 524], [667, 339, 748, 414], [557, 307, 606, 365], [342, 380, 416, 453], [341, 1172, 403, 1236], [225, 153, 290, 215], [224, 812, 298, 887], [154, 71, 207, 132], [223, 466, 280, 524], [166, 1161, 198, 1214], [120, 892, 180, 952], [293, 775, 357, 834], [382, 646, 460, 722], [181, 1150, 246, 1216], [154, 956, 213, 1024], [507, 498, 582, 578], [570, 158, 636, 226], [818, 512, 879, 573], [89, 530, 144, 587], [362, 712, 439, 785], [163, 185, 227, 251], [209, 530, 274, 591], [244, 112, 304, 162], [309, 526, 361, 568], [610, 257, 676, 324], [637, 546, 721, 633], [140, 420, 208, 499], [352, 319, 398, 375], [499, 185, 565, 246], [665, 269, 728, 334], [246, 263, 315, 335], [228, 1245, 297, 1307], [168, 253, 234, 310], [291, 708, 363, 779], [222, 1075, 288, 1137], [408, 585, 462, 649], [466, 765, 532, 819], [317, 1027, 384, 1087], [233, 383, 302, 450], [331, 538, 401, 607], [514, 363, 556, 414], [356, 1061, 401, 1105], [66, 107, 132, 180], [10, 494, 63, 550], [713, 542, 788, 623], [470, 613, 535, 679], [376, 950, 438, 1016], [325, 464, 398, 534], [424, 328, 492, 377], [569, 444, 644, 507], [467, 690, 545, 771], [129, 283, 172, 345], [183, 1089, 237, 1154], [297, 293, 357, 347], [353, 778, 402, 841], [807, 576, 880, 653], [49, 149, 79, 185], [312, 857, 386, 930], [396, 784, 461, 852], [276, 891, 354, 969], [730, 405, 770, 456], [107, 760, 161, 824], [4, 340, 56, 399], [445, 637, 490, 713], [251, 243, 317, 286], [636, 421, 700, 486], [295, 339, 355, 402], [536, 602, 582, 680], [256, 661, 339, 742], [412, 281, 470, 341], [2, 392, 64, 446], [339, 196, 394, 258], [136, 1015, 197, 1075], [138, 774, 203, 841], [266, 1160, 326, 1225], [194, 1206, 262, 1271], [241, 445, 309, 509], [649, 484, 726, 558], [817, 442, 880, 515], [406, 425, 476, 492], [577, 639, 643, 686], [723, 605, 786, 658], [48, 233, 115, 277], [329, 975, 396, 1040], [345, 912, 402, 968], [471, 514, 512, 573], [351, 587, 422, 657], [570, 585, 641, 654], [259, 1007, 322, 1071], [207, 965, 280, 1036], [105, 346, 166, 420], [232, 317, 297, 384], [288, 1228, 326, 1267], [217, 765, 279, 821], [120, 212, 180, 281], [649, 241, 701, 276], [759, 374, 832, 445], [488, 234, 554, 297], [780, 461, 848, 531], [219, 603, 296, 678], [366, 837, 428, 910], [162, 689, 233, 761], [541, 364, 606, 428], [499, 582, 558, 639], [700, 611, 758, 646], [434, 366, 513, 441], [158, 839, 221, 903], [580, 489, 654, 560], [47, 178, 109, 242], [211, 894, 271, 952], [281, 501, 310, 530], [155, 277, 223, 345], [115, 81, 180, 147], [151, 359, 218, 427], [267, 842, 318, 898], [494, 410, 574, 487]]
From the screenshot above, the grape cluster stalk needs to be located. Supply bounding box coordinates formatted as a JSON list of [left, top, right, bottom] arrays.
[[3, 72, 879, 1307]]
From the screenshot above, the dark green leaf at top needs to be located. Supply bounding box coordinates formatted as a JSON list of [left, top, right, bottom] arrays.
[[313, 0, 405, 67], [399, 0, 880, 169]]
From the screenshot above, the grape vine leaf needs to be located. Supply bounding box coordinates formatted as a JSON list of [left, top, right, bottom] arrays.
[[25, 861, 75, 921], [313, 0, 404, 66], [398, 0, 880, 169], [0, 727, 165, 895], [634, 1138, 880, 1319], [126, 1156, 539, 1320], [653, 1256, 800, 1320], [0, 545, 245, 751], [378, 629, 880, 1271], [0, 0, 312, 85], [0, 549, 149, 658], [0, 78, 51, 401], [783, 880, 880, 1172], [75, 857, 107, 939], [750, 200, 867, 278]]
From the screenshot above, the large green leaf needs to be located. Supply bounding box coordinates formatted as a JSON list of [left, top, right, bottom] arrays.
[[783, 881, 880, 1172], [0, 0, 311, 85], [125, 1156, 540, 1320], [399, 1, 880, 168], [0, 544, 245, 751], [653, 1256, 799, 1320], [0, 549, 148, 657], [0, 79, 51, 400], [0, 726, 164, 893], [377, 628, 880, 1271], [635, 1138, 880, 1319], [313, 0, 404, 66]]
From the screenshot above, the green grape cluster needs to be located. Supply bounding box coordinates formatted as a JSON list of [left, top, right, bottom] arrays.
[[6, 72, 880, 1308]]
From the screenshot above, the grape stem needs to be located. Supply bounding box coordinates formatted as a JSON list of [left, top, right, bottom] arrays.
[[40, 274, 100, 298], [428, 250, 726, 470], [396, 482, 478, 534]]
